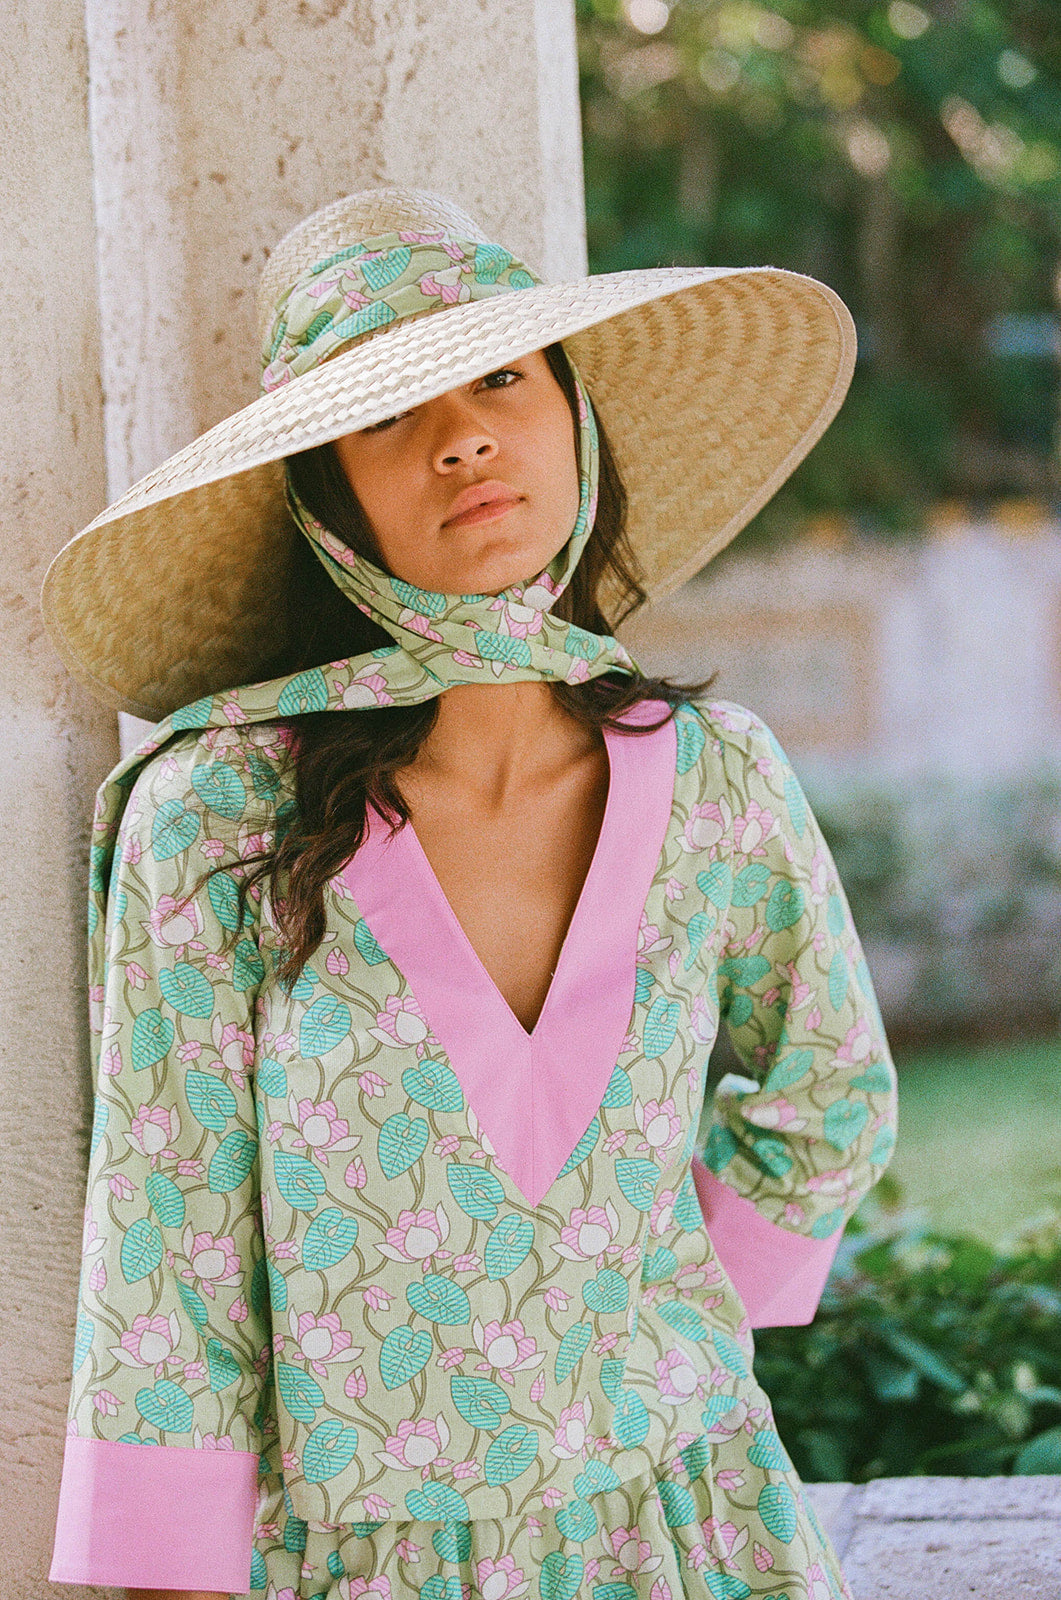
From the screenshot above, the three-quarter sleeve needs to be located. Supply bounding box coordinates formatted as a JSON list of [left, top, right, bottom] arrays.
[[49, 730, 280, 1593], [691, 703, 897, 1328]]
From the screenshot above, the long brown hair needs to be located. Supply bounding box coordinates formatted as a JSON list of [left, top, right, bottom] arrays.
[[231, 343, 712, 979]]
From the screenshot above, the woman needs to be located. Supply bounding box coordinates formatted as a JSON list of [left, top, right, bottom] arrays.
[[45, 189, 897, 1600]]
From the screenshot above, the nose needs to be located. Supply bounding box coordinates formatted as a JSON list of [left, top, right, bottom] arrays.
[[429, 394, 499, 474]]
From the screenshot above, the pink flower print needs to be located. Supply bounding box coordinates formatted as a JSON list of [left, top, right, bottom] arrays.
[[362, 1494, 393, 1520], [714, 1467, 745, 1491], [471, 1318, 545, 1383], [180, 1225, 241, 1300], [102, 1044, 122, 1076], [743, 1097, 807, 1133], [701, 1518, 750, 1569], [689, 994, 716, 1046], [564, 655, 590, 685], [781, 959, 815, 1011], [807, 1563, 833, 1600], [488, 595, 546, 638], [434, 1135, 461, 1157], [543, 1285, 570, 1312], [376, 1205, 451, 1266], [340, 667, 394, 709], [636, 914, 672, 957], [109, 1172, 134, 1200], [733, 800, 779, 857], [195, 1431, 235, 1451], [752, 1541, 774, 1572], [110, 1312, 182, 1375], [476, 1555, 529, 1600], [362, 1284, 393, 1311], [809, 849, 830, 904], [603, 1129, 628, 1155], [606, 1526, 664, 1577], [541, 1487, 564, 1509], [550, 1397, 593, 1459], [374, 1415, 451, 1475], [649, 1189, 678, 1237], [369, 995, 431, 1052], [553, 1201, 621, 1265], [124, 962, 148, 990], [200, 836, 227, 858], [677, 796, 732, 854], [394, 1538, 421, 1561], [303, 272, 344, 300], [125, 1103, 181, 1164], [89, 1258, 107, 1293], [633, 1097, 682, 1155], [806, 1005, 822, 1031], [123, 832, 142, 865], [289, 1097, 361, 1166], [398, 610, 444, 643], [341, 287, 371, 311], [346, 1156, 368, 1189], [419, 266, 470, 304], [143, 893, 203, 949], [837, 1017, 874, 1064], [212, 1018, 255, 1088], [807, 1168, 859, 1202], [665, 876, 685, 901], [345, 1366, 368, 1399], [340, 1578, 392, 1600], [357, 1071, 388, 1098], [288, 1310, 363, 1379], [654, 1347, 701, 1402], [674, 1259, 722, 1296], [92, 1388, 119, 1415]]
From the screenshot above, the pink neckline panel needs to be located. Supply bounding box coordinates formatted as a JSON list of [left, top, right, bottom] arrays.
[[338, 700, 678, 1207]]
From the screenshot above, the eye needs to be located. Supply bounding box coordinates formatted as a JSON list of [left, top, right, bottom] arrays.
[[359, 409, 410, 434], [478, 366, 523, 390]]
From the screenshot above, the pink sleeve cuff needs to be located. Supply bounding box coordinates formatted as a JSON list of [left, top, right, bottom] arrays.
[[49, 1434, 259, 1590], [692, 1156, 841, 1326]]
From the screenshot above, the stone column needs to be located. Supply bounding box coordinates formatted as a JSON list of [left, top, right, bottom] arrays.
[[0, 4, 120, 1596], [29, 1, 586, 1593]]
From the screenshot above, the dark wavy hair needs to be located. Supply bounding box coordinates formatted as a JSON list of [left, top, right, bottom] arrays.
[[229, 342, 712, 979]]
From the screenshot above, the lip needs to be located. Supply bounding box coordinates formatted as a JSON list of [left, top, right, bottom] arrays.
[[442, 480, 522, 527]]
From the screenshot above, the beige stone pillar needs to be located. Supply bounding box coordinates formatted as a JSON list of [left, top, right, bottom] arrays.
[[26, 1, 586, 1593], [0, 4, 120, 1596]]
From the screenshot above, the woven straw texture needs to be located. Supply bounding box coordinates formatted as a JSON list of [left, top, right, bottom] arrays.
[[43, 189, 855, 721]]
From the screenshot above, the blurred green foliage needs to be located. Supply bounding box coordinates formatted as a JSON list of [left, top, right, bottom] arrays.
[[754, 1198, 1061, 1477], [577, 0, 1061, 536]]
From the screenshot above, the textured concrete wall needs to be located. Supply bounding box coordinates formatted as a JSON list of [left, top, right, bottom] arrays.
[[0, 3, 120, 1595], [30, 1, 587, 1593]]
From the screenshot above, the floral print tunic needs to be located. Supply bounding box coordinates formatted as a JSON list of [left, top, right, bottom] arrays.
[[49, 697, 896, 1600]]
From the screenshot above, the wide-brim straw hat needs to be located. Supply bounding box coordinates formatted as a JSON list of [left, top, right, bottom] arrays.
[[42, 187, 856, 722]]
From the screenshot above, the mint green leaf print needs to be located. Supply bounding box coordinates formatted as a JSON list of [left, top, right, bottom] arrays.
[[73, 1310, 94, 1371], [401, 1060, 463, 1113], [615, 1158, 660, 1211], [675, 713, 706, 774], [697, 862, 732, 909], [573, 1460, 622, 1498], [268, 1260, 289, 1312], [599, 1358, 626, 1400], [473, 242, 512, 282], [135, 1378, 194, 1433], [564, 623, 601, 661], [476, 632, 533, 667], [88, 1097, 108, 1159], [450, 1374, 511, 1428], [555, 1496, 598, 1542], [828, 950, 850, 1012], [131, 1008, 174, 1071], [446, 1164, 504, 1220], [750, 1135, 793, 1177], [852, 1059, 894, 1093], [723, 992, 754, 1027], [360, 245, 412, 290], [594, 1587, 637, 1600], [391, 579, 446, 617], [303, 1418, 359, 1483], [673, 1178, 702, 1231], [658, 1299, 707, 1342], [120, 1218, 163, 1283], [680, 1436, 712, 1481], [612, 1387, 650, 1448], [702, 1124, 738, 1173], [702, 1395, 740, 1431], [299, 995, 351, 1057], [432, 1523, 472, 1563], [484, 1214, 535, 1281], [256, 1057, 288, 1097], [827, 892, 846, 935], [378, 1112, 429, 1178], [731, 861, 772, 906], [554, 1321, 592, 1384], [379, 1325, 432, 1390], [484, 1423, 539, 1485], [353, 918, 388, 965], [178, 1282, 209, 1327], [824, 1099, 870, 1151], [540, 1551, 584, 1600], [714, 1329, 749, 1378], [302, 1207, 359, 1271], [277, 668, 328, 714], [758, 1482, 799, 1544], [185, 1070, 237, 1131], [206, 1338, 241, 1392], [641, 1246, 678, 1284], [190, 762, 246, 820], [784, 770, 807, 837], [247, 749, 282, 799], [704, 1576, 751, 1600], [634, 967, 655, 1004], [232, 938, 266, 991], [273, 1150, 327, 1211], [600, 1066, 632, 1108], [406, 1273, 471, 1324], [158, 962, 215, 1019], [643, 996, 680, 1059], [405, 1482, 470, 1521], [208, 1128, 258, 1193], [558, 1116, 599, 1176], [145, 1171, 185, 1228], [582, 1268, 628, 1314], [170, 695, 214, 730], [766, 879, 805, 932], [810, 1207, 844, 1239], [764, 1049, 814, 1091], [330, 300, 397, 343], [871, 1126, 897, 1165], [151, 798, 200, 861], [207, 871, 243, 932], [717, 954, 771, 987], [277, 1362, 324, 1423], [658, 1479, 697, 1527], [684, 910, 714, 969], [747, 1428, 793, 1470]]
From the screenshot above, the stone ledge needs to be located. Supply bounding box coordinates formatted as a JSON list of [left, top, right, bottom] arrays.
[[805, 1476, 1061, 1599]]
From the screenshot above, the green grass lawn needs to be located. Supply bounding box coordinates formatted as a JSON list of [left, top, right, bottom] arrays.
[[882, 1035, 1061, 1243]]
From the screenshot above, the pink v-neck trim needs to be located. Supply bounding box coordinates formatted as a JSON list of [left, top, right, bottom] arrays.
[[338, 700, 678, 1207]]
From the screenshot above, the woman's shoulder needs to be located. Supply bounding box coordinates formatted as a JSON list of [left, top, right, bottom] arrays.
[[671, 696, 793, 782], [124, 719, 296, 824]]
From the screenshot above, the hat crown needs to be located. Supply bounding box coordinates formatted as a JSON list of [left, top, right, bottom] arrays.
[[255, 188, 497, 354]]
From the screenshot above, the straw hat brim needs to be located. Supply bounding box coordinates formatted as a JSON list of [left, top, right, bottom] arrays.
[[42, 264, 855, 721]]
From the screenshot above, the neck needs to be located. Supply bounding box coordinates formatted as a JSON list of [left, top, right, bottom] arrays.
[[412, 681, 599, 807]]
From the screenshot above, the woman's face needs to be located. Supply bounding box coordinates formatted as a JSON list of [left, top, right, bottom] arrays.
[[331, 348, 581, 595]]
